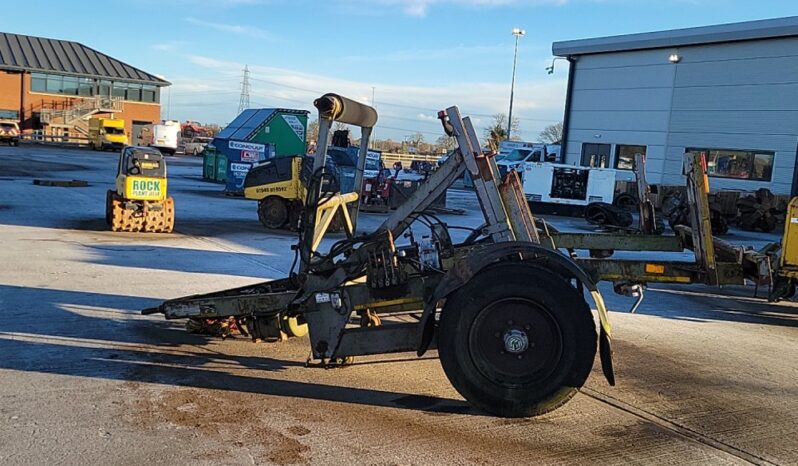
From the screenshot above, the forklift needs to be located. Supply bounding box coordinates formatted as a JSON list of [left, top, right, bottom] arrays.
[[106, 146, 175, 233], [143, 92, 796, 418]]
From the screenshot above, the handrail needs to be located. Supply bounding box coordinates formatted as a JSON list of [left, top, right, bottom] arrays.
[[39, 96, 124, 125]]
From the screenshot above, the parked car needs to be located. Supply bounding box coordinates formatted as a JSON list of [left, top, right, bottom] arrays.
[[184, 136, 212, 156], [0, 120, 20, 146]]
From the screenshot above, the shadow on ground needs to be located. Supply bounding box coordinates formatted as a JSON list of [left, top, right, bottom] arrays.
[[0, 284, 475, 416], [599, 281, 798, 328]]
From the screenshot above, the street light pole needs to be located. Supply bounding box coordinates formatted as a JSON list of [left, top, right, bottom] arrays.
[[507, 27, 525, 140]]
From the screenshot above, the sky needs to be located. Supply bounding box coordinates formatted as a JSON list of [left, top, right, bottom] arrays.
[[3, 0, 797, 142]]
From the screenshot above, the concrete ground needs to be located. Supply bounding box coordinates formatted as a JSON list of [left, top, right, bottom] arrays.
[[0, 145, 795, 465]]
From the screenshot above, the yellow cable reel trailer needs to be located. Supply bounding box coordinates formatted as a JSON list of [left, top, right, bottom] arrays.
[[106, 146, 175, 233]]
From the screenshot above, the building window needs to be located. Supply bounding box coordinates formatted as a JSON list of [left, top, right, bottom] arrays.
[[31, 72, 47, 92], [61, 76, 79, 95], [580, 143, 611, 168], [615, 145, 646, 170], [112, 82, 127, 99], [98, 80, 111, 97], [31, 73, 93, 96], [78, 78, 93, 96], [46, 74, 63, 93], [29, 72, 159, 103], [691, 148, 774, 181], [126, 84, 141, 102], [141, 85, 157, 103]]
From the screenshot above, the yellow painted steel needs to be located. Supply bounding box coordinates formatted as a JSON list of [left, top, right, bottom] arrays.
[[780, 197, 798, 269], [353, 297, 423, 312], [311, 192, 358, 251], [601, 274, 693, 283], [589, 290, 612, 337], [243, 157, 305, 202], [123, 176, 168, 201]]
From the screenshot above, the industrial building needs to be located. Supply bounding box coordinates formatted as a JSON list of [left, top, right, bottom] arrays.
[[553, 16, 798, 195], [0, 32, 169, 141]]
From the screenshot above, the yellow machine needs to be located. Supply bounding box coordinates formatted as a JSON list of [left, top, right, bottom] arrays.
[[771, 197, 798, 299], [105, 146, 175, 233], [89, 117, 128, 151], [242, 155, 358, 232], [243, 156, 306, 229]]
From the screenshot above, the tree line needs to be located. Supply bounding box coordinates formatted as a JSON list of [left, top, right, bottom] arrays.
[[306, 115, 563, 155]]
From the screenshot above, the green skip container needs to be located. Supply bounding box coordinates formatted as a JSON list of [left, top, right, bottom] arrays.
[[203, 148, 217, 180], [215, 152, 228, 183]]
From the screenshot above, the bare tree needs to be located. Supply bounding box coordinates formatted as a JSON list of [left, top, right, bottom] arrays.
[[407, 132, 425, 146], [436, 135, 456, 152], [484, 113, 520, 151], [539, 121, 563, 144], [306, 119, 319, 142], [205, 124, 222, 137]]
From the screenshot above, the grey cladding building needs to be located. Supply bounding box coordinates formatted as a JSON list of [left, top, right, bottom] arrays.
[[553, 16, 798, 195]]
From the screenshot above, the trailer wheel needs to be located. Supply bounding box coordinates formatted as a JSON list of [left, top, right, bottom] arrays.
[[438, 263, 596, 418], [258, 197, 288, 229]]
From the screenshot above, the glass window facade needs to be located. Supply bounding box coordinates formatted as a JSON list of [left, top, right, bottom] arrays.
[[615, 145, 646, 170], [691, 148, 774, 181], [29, 72, 159, 103]]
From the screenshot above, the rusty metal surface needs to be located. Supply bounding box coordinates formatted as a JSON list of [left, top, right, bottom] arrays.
[[498, 170, 540, 244], [335, 323, 428, 357], [548, 232, 684, 252], [162, 291, 296, 320], [575, 258, 746, 286], [684, 152, 719, 284]]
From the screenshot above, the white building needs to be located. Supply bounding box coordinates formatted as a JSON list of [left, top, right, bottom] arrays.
[[553, 16, 798, 195]]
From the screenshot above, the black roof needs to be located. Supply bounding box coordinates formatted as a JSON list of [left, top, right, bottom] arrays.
[[0, 32, 169, 86]]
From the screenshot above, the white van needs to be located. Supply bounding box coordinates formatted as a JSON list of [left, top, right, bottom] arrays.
[[149, 120, 180, 155]]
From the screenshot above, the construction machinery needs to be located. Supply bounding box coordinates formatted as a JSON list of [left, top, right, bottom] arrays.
[[243, 155, 309, 230], [89, 117, 128, 151], [143, 92, 797, 418], [106, 146, 175, 233], [243, 144, 380, 230]]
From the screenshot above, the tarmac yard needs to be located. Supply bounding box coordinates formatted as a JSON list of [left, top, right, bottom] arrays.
[[0, 145, 796, 465]]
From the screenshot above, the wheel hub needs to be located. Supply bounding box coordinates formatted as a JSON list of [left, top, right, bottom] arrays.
[[503, 328, 529, 354], [469, 298, 563, 387]]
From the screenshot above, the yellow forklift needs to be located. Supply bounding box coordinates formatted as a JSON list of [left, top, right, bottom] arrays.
[[106, 146, 175, 233]]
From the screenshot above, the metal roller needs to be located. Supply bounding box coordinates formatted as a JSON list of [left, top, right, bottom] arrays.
[[314, 93, 378, 128]]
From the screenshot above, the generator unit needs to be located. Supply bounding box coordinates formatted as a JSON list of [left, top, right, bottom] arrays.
[[521, 162, 617, 214]]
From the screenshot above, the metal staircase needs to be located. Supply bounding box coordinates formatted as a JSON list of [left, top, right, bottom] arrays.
[[40, 96, 124, 137]]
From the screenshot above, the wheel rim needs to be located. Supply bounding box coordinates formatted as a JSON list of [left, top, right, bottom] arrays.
[[282, 315, 308, 337], [468, 297, 563, 388], [260, 198, 287, 229]]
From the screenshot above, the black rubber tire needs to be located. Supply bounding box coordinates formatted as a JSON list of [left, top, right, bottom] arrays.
[[613, 192, 638, 211], [258, 196, 288, 229], [438, 263, 596, 418]]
